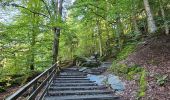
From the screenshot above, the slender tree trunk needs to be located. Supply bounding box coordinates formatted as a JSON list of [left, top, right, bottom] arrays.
[[96, 20, 103, 57], [105, 23, 111, 55], [52, 28, 60, 64], [98, 33, 102, 57], [159, 0, 169, 35], [52, 0, 63, 64], [143, 0, 157, 33], [116, 14, 124, 51], [133, 18, 140, 34], [30, 13, 37, 70], [132, 9, 140, 34], [30, 30, 35, 70], [132, 0, 140, 34]]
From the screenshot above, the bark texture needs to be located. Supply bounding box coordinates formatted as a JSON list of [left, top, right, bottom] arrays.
[[143, 0, 157, 33], [159, 0, 169, 35], [52, 0, 63, 64]]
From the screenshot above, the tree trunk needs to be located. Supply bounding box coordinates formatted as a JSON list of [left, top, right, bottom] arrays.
[[30, 30, 35, 70], [159, 0, 169, 35], [98, 33, 102, 57], [96, 19, 103, 57], [116, 14, 124, 51], [132, 0, 140, 34], [52, 0, 63, 64], [52, 28, 60, 64], [29, 13, 37, 70], [133, 18, 140, 34], [143, 0, 157, 33]]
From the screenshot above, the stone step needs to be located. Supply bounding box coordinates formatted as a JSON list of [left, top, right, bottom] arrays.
[[54, 78, 89, 80], [44, 94, 119, 100], [44, 66, 119, 100], [60, 72, 86, 76], [87, 71, 102, 75], [51, 83, 97, 87], [49, 86, 107, 91], [57, 75, 87, 77], [47, 90, 113, 96], [63, 68, 79, 70], [53, 80, 94, 83]]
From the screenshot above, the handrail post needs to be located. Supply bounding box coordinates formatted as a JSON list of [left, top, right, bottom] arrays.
[[33, 81, 37, 92], [46, 69, 50, 95]]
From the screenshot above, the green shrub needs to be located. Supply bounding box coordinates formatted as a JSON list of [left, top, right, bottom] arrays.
[[137, 70, 147, 99], [111, 62, 127, 75], [116, 44, 136, 60], [111, 62, 147, 98], [155, 74, 168, 86], [0, 86, 6, 93], [111, 63, 143, 80]]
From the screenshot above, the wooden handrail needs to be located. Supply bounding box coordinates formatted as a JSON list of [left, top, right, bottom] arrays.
[[6, 63, 58, 100]]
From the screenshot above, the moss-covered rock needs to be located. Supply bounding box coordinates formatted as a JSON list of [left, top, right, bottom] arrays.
[[81, 61, 101, 67], [73, 55, 87, 65]]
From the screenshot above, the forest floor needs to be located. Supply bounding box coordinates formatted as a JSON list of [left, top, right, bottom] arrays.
[[0, 86, 19, 100], [118, 35, 170, 100]]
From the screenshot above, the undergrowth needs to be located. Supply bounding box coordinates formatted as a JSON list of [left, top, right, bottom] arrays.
[[110, 42, 147, 99], [0, 68, 41, 93]]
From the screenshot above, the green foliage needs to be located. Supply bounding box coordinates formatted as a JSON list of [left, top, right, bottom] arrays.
[[137, 70, 147, 99], [155, 74, 168, 86], [111, 62, 147, 98], [111, 62, 143, 80], [0, 0, 170, 97], [110, 42, 147, 98], [116, 43, 136, 60], [111, 62, 127, 75], [0, 86, 6, 93]]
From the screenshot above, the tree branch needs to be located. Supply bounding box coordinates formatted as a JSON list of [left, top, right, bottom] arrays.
[[11, 3, 50, 18], [40, 0, 52, 17], [88, 7, 116, 25]]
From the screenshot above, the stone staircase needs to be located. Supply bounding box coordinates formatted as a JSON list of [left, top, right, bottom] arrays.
[[44, 67, 119, 100]]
